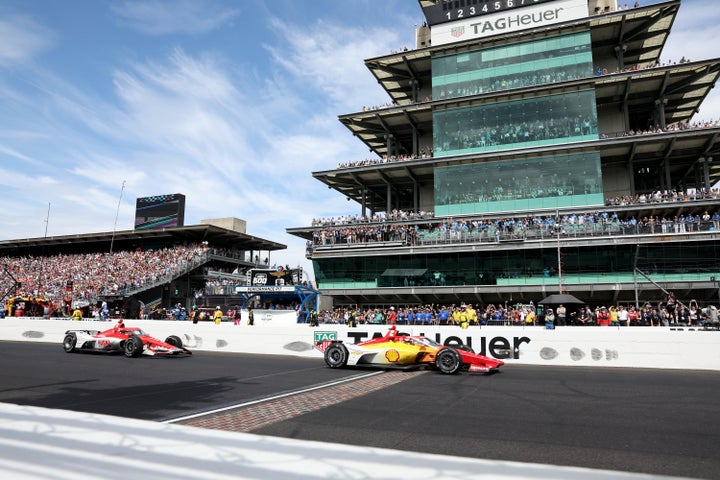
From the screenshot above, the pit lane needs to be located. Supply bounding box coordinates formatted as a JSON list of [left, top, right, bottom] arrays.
[[2, 341, 719, 479]]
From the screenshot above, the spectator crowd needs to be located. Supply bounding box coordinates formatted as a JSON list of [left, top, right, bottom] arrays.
[[0, 243, 209, 307], [316, 294, 719, 329], [309, 192, 720, 248]]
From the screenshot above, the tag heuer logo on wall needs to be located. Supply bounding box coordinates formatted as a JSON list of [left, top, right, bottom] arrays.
[[314, 331, 337, 352], [451, 26, 465, 38]]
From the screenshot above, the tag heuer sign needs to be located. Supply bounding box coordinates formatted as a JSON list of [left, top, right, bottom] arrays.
[[314, 331, 337, 342], [314, 331, 338, 353], [451, 26, 465, 38]]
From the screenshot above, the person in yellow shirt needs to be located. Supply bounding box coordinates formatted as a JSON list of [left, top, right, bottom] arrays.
[[459, 304, 469, 329], [213, 306, 223, 324], [525, 309, 536, 325], [72, 308, 83, 321], [609, 305, 619, 326], [466, 304, 478, 325], [451, 306, 461, 326]]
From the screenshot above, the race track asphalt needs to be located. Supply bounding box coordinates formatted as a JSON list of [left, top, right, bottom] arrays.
[[1, 341, 718, 479]]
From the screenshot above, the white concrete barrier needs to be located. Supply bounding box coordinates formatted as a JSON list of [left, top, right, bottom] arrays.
[[0, 402, 683, 480], [2, 317, 719, 370]]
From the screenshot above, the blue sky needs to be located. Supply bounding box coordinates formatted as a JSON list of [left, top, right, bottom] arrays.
[[0, 0, 718, 276]]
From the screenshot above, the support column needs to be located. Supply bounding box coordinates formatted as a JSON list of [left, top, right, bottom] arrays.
[[361, 189, 367, 218], [655, 97, 668, 129], [614, 44, 627, 71], [414, 182, 419, 212]]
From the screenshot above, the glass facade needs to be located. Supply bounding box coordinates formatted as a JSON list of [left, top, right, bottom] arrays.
[[434, 152, 604, 216], [433, 90, 599, 156], [432, 31, 594, 100], [313, 243, 720, 290]]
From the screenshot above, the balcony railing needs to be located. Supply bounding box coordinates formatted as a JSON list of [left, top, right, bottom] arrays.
[[310, 220, 719, 251]]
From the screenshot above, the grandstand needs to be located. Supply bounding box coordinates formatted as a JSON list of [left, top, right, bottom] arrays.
[[287, 0, 720, 310], [0, 220, 321, 319]]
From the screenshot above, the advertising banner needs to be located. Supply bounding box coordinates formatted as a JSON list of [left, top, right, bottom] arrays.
[[431, 0, 588, 46]]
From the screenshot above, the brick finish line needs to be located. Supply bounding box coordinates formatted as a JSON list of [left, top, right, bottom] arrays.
[[180, 370, 425, 433]]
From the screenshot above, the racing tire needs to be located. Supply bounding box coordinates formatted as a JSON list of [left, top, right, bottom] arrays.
[[435, 347, 462, 374], [63, 333, 77, 353], [324, 343, 348, 369], [165, 335, 183, 348], [123, 336, 144, 358]]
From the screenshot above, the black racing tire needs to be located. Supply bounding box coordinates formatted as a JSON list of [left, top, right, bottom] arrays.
[[165, 335, 183, 348], [63, 333, 77, 353], [123, 336, 144, 358], [324, 343, 348, 368], [435, 347, 462, 374]]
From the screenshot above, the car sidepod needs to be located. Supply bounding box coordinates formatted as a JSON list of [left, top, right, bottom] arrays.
[[346, 340, 434, 368]]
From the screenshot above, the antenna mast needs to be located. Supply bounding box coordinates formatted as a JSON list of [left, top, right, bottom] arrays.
[[109, 180, 126, 255]]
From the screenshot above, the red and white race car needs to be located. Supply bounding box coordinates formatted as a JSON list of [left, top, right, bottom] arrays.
[[63, 320, 191, 357], [322, 326, 504, 374]]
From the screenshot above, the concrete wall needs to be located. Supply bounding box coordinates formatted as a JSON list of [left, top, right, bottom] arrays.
[[200, 217, 246, 233], [3, 315, 718, 370]]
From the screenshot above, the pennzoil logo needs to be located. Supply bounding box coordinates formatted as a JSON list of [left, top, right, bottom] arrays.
[[385, 349, 400, 362], [451, 26, 465, 38]]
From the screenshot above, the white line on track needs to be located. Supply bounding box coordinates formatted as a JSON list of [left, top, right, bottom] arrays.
[[162, 370, 385, 424]]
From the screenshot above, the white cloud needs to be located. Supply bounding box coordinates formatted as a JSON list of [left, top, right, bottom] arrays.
[[265, 17, 403, 113], [112, 0, 240, 36], [0, 15, 54, 65], [0, 143, 47, 167], [107, 49, 261, 179]]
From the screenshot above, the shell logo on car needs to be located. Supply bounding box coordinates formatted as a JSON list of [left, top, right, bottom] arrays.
[[385, 349, 400, 362]]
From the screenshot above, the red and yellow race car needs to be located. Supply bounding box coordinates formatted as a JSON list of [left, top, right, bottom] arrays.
[[322, 326, 503, 374], [63, 320, 191, 357]]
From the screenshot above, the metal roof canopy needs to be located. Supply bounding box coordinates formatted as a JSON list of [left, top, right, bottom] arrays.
[[589, 0, 679, 67], [311, 126, 720, 216], [0, 224, 286, 257], [595, 59, 720, 126]]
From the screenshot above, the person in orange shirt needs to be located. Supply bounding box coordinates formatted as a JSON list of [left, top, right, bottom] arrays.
[[596, 307, 610, 326], [388, 307, 397, 325], [628, 306, 639, 326]]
